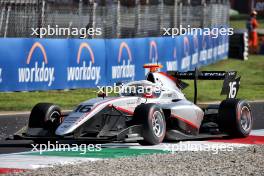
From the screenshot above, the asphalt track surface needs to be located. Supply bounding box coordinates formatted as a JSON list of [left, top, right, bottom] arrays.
[[0, 101, 263, 154]]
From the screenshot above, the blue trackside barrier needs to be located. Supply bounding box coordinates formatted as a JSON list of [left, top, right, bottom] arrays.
[[0, 34, 228, 92]]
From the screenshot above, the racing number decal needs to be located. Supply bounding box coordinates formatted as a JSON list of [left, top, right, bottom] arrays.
[[221, 72, 240, 99], [75, 105, 91, 113], [227, 77, 240, 99], [228, 81, 237, 98]]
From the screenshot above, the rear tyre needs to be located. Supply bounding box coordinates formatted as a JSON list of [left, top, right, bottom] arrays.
[[218, 99, 253, 137], [28, 103, 62, 132], [134, 103, 166, 145]]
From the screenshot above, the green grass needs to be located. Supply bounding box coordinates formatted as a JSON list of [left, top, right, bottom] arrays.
[[0, 89, 97, 111], [0, 55, 263, 111]]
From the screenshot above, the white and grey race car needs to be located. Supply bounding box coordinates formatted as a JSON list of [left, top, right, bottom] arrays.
[[14, 64, 253, 145]]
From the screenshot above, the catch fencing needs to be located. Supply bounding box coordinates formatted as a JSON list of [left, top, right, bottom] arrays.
[[0, 0, 230, 38]]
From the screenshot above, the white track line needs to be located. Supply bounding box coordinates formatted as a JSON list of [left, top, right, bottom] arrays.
[[0, 155, 101, 169]]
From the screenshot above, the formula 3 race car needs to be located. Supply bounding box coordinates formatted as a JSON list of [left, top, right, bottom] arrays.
[[13, 64, 253, 145]]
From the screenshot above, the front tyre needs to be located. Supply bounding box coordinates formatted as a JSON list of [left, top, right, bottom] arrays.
[[28, 103, 62, 132], [218, 99, 253, 137], [134, 103, 166, 145]]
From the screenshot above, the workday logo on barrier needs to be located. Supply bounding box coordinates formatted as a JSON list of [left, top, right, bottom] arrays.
[[145, 40, 159, 74], [191, 35, 199, 65], [181, 36, 191, 70], [67, 42, 101, 85], [200, 35, 208, 62], [166, 47, 178, 71], [217, 36, 226, 57], [18, 42, 55, 86], [112, 42, 135, 80], [149, 41, 158, 63], [0, 67, 2, 83], [207, 33, 213, 60]]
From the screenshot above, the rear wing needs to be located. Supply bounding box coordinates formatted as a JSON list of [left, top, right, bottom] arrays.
[[167, 69, 241, 104]]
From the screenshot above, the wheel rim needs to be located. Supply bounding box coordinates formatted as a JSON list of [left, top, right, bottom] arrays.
[[50, 111, 61, 124], [152, 111, 164, 137], [240, 106, 251, 132]]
